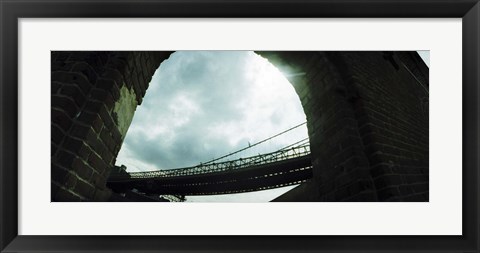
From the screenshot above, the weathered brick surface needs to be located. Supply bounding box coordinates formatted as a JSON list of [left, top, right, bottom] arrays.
[[51, 51, 173, 201], [342, 52, 429, 201], [258, 51, 428, 202], [52, 51, 427, 202]]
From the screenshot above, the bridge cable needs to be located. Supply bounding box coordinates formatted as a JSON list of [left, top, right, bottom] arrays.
[[279, 138, 310, 151], [202, 121, 307, 165]]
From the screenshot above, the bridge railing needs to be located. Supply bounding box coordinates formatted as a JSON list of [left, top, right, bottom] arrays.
[[110, 144, 310, 180]]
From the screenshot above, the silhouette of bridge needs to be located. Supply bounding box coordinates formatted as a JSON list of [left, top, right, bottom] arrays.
[[107, 123, 313, 196]]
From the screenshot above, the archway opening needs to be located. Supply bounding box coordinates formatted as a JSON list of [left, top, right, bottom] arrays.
[[114, 51, 310, 202]]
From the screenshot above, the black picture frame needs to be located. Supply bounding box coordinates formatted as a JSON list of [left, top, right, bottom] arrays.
[[1, 0, 479, 252]]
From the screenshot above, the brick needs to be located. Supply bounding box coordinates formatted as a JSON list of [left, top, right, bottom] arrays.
[[51, 61, 75, 72], [51, 71, 93, 94], [334, 186, 350, 200], [110, 128, 122, 143], [106, 57, 129, 73], [411, 183, 429, 193], [52, 165, 69, 183], [102, 68, 124, 85], [70, 124, 95, 140], [52, 143, 58, 156], [52, 95, 79, 118], [77, 111, 103, 133], [91, 172, 105, 188], [98, 107, 115, 129], [51, 124, 65, 145], [74, 179, 96, 199], [56, 150, 76, 168], [91, 88, 114, 110], [71, 62, 98, 84], [88, 153, 108, 173], [404, 174, 429, 184], [370, 164, 393, 178], [123, 74, 133, 90], [378, 186, 400, 200], [130, 75, 143, 104], [342, 156, 369, 172], [54, 188, 84, 202], [85, 136, 105, 157], [52, 108, 73, 131], [100, 128, 115, 152], [347, 179, 374, 195], [93, 188, 112, 201], [374, 174, 403, 190], [65, 51, 93, 62], [399, 185, 415, 195], [100, 149, 114, 165], [63, 136, 91, 160], [52, 81, 62, 94], [51, 182, 60, 201], [64, 172, 78, 190], [72, 158, 94, 181], [59, 84, 86, 107], [96, 78, 121, 101], [52, 51, 70, 62], [101, 166, 113, 178], [404, 194, 427, 202], [344, 190, 377, 201]]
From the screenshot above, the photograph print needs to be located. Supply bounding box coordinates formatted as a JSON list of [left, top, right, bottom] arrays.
[[51, 51, 429, 202]]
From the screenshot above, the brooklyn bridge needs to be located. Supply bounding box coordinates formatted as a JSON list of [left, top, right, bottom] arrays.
[[107, 123, 312, 197]]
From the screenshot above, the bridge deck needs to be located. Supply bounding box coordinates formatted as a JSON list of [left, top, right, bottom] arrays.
[[108, 154, 312, 195]]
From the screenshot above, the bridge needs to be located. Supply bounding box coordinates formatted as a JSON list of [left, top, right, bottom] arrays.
[[107, 123, 313, 196]]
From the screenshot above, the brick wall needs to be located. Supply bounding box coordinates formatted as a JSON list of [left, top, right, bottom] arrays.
[[344, 52, 429, 201], [51, 51, 172, 201], [258, 52, 377, 201], [258, 51, 428, 202]]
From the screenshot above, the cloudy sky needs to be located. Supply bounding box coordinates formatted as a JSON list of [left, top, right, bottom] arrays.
[[417, 50, 430, 67], [115, 51, 308, 202], [115, 51, 430, 202]]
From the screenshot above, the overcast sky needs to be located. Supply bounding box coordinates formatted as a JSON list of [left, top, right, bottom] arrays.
[[115, 51, 429, 202], [417, 50, 430, 67], [115, 51, 308, 202]]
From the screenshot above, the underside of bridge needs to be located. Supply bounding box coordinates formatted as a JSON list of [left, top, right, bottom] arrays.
[[109, 155, 312, 196], [51, 51, 429, 202]]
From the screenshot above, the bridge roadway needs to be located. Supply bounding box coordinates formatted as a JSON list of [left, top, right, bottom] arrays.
[[107, 146, 313, 195]]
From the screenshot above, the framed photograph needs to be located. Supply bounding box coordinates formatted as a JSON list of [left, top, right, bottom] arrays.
[[1, 0, 479, 252]]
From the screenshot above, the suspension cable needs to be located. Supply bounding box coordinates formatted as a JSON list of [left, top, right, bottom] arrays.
[[279, 138, 309, 151], [202, 121, 307, 165]]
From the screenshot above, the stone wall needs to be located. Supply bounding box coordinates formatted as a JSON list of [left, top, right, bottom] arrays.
[[344, 52, 429, 201], [263, 51, 429, 201], [51, 51, 172, 201]]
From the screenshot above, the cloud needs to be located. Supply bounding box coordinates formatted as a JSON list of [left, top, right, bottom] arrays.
[[115, 51, 308, 201], [417, 51, 430, 68]]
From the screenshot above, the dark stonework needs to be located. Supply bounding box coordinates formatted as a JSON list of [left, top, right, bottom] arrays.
[[51, 51, 173, 201]]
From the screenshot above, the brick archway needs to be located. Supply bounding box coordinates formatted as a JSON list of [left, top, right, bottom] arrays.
[[51, 51, 429, 202]]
